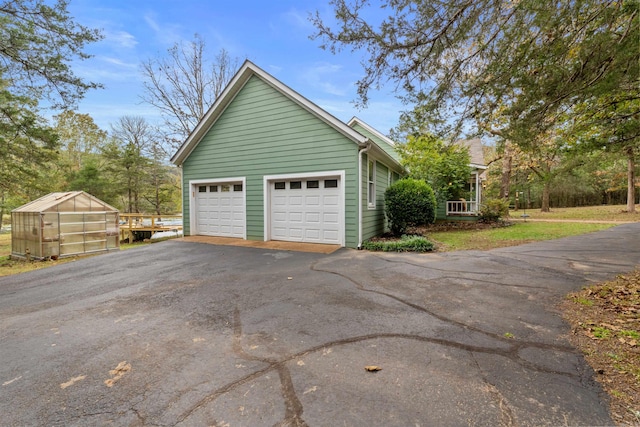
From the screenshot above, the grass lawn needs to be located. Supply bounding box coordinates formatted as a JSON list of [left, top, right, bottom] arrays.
[[428, 222, 616, 251], [0, 232, 80, 277], [510, 204, 640, 222], [0, 232, 172, 277]]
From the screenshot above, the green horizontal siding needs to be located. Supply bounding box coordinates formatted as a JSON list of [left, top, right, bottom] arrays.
[[182, 75, 360, 247], [361, 156, 391, 242]]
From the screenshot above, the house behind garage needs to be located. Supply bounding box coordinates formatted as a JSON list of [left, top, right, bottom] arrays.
[[171, 61, 404, 248]]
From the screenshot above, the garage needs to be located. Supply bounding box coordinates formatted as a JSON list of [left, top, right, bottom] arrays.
[[194, 181, 245, 238], [269, 176, 342, 245], [173, 62, 406, 248]]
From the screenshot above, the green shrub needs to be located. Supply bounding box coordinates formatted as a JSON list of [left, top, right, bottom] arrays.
[[479, 198, 510, 222], [385, 178, 437, 235], [362, 235, 435, 252]]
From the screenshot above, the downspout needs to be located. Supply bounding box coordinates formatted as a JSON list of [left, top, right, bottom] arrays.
[[357, 141, 371, 249]]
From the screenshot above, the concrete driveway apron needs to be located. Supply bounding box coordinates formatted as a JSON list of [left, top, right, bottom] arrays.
[[0, 223, 638, 426]]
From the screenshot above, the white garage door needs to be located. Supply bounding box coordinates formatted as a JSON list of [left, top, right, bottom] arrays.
[[195, 182, 245, 238], [270, 177, 342, 245]]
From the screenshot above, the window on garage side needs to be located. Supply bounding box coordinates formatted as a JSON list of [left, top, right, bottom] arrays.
[[368, 158, 376, 208], [234, 184, 243, 192], [324, 179, 338, 188], [274, 182, 286, 190], [198, 186, 207, 193]]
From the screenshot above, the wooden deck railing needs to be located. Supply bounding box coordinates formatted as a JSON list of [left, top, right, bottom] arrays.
[[446, 200, 479, 216], [119, 214, 183, 242]]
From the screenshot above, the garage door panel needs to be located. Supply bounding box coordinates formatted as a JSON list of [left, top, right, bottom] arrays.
[[323, 230, 338, 239], [305, 196, 320, 205], [305, 212, 320, 223], [270, 176, 342, 245], [305, 229, 320, 239], [289, 196, 303, 205], [323, 212, 339, 223], [288, 228, 303, 239], [195, 181, 245, 238], [323, 195, 339, 206]]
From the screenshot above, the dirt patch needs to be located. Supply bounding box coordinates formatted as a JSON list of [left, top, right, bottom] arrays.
[[561, 270, 640, 425]]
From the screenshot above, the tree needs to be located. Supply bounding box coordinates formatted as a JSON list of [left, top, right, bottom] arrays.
[[140, 34, 240, 151], [0, 78, 58, 222], [0, 0, 102, 108], [396, 133, 471, 203], [53, 111, 107, 169], [0, 0, 101, 224], [106, 116, 155, 213], [144, 141, 177, 215], [312, 0, 639, 208], [568, 94, 639, 212], [68, 158, 111, 203]]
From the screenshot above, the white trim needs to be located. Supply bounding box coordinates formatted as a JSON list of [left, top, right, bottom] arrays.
[[367, 158, 376, 209], [188, 177, 246, 238], [358, 144, 370, 249], [263, 170, 346, 246], [348, 117, 397, 147]]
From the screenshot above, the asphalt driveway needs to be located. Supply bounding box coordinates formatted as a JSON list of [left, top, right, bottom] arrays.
[[1, 223, 639, 426]]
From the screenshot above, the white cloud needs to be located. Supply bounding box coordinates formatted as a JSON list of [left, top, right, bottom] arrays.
[[299, 62, 349, 97], [268, 64, 283, 74], [282, 8, 313, 30], [105, 30, 138, 49], [144, 12, 184, 46], [143, 13, 160, 33], [99, 56, 138, 69]]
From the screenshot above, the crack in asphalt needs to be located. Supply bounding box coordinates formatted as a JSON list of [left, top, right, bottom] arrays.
[[175, 330, 582, 425], [469, 351, 518, 427], [176, 308, 308, 426], [309, 260, 576, 354]]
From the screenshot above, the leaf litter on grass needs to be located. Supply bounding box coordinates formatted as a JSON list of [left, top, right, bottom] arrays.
[[562, 270, 640, 426]]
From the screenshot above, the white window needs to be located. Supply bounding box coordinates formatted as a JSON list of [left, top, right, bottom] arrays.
[[368, 158, 376, 208]]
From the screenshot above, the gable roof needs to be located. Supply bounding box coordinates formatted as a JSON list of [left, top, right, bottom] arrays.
[[13, 191, 118, 213], [172, 60, 373, 166], [171, 61, 402, 171], [457, 138, 486, 169]]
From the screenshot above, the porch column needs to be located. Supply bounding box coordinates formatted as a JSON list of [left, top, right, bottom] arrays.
[[475, 172, 480, 207]]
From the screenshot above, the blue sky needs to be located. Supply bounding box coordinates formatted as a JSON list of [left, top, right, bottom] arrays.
[[67, 0, 404, 137]]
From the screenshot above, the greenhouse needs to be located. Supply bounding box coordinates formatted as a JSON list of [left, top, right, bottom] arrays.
[[11, 191, 120, 260]]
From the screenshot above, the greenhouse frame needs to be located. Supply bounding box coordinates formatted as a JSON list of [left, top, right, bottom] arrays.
[[11, 191, 120, 260]]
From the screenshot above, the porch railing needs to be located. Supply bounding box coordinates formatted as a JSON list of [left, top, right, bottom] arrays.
[[446, 200, 479, 216]]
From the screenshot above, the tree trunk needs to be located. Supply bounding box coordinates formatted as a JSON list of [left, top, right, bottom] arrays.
[[627, 147, 636, 213], [541, 181, 551, 212], [0, 191, 5, 231], [155, 180, 161, 215], [127, 174, 133, 213], [499, 142, 512, 199]]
